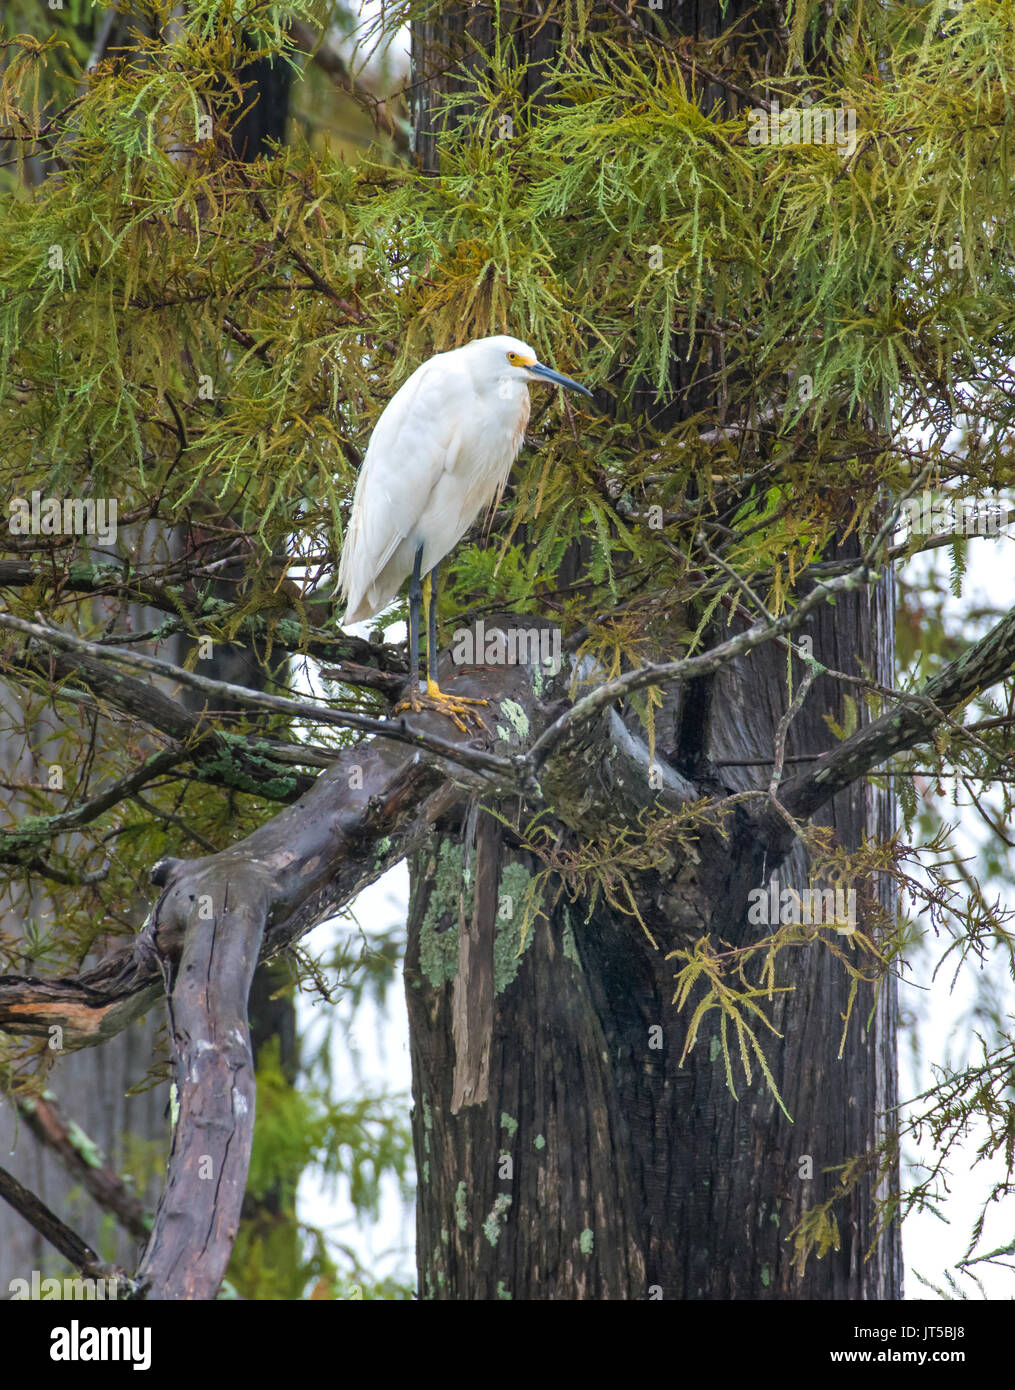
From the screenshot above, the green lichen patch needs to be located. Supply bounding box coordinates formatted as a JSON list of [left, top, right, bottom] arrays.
[[483, 1194, 512, 1246], [500, 1112, 519, 1138], [534, 1134, 546, 1151], [494, 862, 537, 995], [495, 698, 530, 744], [561, 910, 581, 966], [455, 1180, 469, 1231], [579, 1228, 594, 1255], [419, 842, 466, 987], [421, 1093, 433, 1155], [66, 1120, 103, 1168]]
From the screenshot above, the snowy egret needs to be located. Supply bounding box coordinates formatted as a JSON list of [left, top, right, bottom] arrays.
[[339, 334, 592, 729]]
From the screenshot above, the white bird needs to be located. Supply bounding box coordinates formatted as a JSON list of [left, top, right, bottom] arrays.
[[339, 334, 592, 729]]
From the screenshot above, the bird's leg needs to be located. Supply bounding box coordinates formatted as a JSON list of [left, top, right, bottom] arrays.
[[425, 563, 439, 691], [395, 559, 487, 733], [423, 563, 488, 728], [386, 542, 419, 717], [408, 543, 424, 695]]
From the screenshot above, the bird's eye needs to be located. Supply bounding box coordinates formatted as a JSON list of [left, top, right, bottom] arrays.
[[507, 351, 519, 364]]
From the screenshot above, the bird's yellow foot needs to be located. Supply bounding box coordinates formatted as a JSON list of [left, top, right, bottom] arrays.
[[395, 678, 488, 733]]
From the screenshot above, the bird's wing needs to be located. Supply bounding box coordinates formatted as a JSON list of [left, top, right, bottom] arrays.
[[339, 357, 463, 620]]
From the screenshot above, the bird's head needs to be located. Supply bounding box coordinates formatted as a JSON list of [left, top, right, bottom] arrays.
[[475, 334, 594, 400]]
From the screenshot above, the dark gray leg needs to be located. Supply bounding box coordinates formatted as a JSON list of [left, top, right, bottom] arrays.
[[408, 544, 424, 693], [425, 560, 439, 689]]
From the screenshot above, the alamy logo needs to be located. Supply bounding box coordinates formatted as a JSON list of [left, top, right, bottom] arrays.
[[50, 1319, 151, 1372], [748, 100, 857, 157], [8, 490, 118, 545], [9, 1271, 119, 1300], [898, 490, 1011, 538], [747, 880, 857, 931], [451, 619, 561, 674]]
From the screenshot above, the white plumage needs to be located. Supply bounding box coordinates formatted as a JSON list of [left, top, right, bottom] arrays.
[[338, 333, 591, 723]]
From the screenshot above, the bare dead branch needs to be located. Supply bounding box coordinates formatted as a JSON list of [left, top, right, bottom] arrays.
[[17, 1092, 151, 1243], [0, 612, 518, 782], [779, 602, 1015, 821], [0, 1162, 129, 1289]]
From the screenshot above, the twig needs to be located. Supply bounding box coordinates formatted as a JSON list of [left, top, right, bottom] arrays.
[[528, 545, 882, 771], [0, 612, 517, 782], [17, 1092, 151, 1243], [0, 1162, 129, 1288], [0, 746, 189, 863]]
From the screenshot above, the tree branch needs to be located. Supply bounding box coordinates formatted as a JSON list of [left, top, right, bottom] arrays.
[[0, 559, 404, 692], [0, 632, 316, 802], [0, 648, 544, 1051], [0, 746, 189, 865], [0, 612, 518, 783], [779, 603, 1015, 822], [16, 1091, 151, 1243], [133, 859, 265, 1299], [0, 1162, 131, 1290], [529, 548, 885, 772]]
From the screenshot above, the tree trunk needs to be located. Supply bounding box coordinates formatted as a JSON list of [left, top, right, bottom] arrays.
[[405, 3, 902, 1300]]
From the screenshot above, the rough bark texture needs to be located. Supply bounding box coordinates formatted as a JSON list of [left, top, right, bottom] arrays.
[[133, 864, 267, 1299], [403, 533, 900, 1300], [404, 2, 903, 1301]]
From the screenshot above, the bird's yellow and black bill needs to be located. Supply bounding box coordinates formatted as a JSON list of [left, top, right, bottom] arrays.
[[527, 361, 595, 399]]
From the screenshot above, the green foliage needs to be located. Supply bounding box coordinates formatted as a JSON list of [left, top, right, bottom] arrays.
[[228, 1033, 414, 1298], [245, 1036, 409, 1211]]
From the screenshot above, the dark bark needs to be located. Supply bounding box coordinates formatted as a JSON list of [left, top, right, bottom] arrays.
[[403, 545, 902, 1302], [133, 863, 267, 1299], [404, 1, 903, 1301]]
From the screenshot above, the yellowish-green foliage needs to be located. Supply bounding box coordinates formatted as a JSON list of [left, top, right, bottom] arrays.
[[3, 2, 1013, 622], [230, 1035, 414, 1299]]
